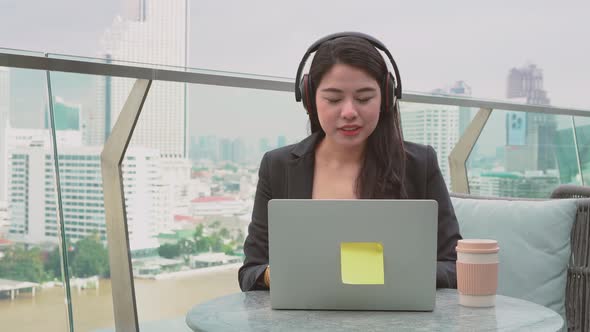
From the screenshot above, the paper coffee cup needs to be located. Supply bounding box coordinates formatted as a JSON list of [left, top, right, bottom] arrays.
[[456, 239, 499, 307]]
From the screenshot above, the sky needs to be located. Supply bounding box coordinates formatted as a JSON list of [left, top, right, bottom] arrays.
[[1, 0, 589, 140]]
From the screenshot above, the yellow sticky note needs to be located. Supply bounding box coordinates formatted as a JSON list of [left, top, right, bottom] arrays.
[[340, 242, 384, 285]]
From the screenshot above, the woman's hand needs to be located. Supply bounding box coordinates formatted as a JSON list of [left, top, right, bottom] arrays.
[[264, 265, 270, 287]]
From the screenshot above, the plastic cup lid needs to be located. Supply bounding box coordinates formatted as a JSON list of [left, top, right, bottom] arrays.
[[456, 239, 499, 253]]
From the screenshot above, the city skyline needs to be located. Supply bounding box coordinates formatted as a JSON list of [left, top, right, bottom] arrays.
[[2, 1, 590, 136], [2, 3, 588, 330], [98, 0, 189, 158]]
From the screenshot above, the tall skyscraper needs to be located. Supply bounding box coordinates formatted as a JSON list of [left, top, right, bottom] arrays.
[[45, 97, 81, 131], [219, 138, 233, 162], [449, 81, 473, 136], [402, 81, 468, 186], [259, 137, 272, 155], [431, 80, 473, 135], [401, 103, 460, 185], [507, 64, 550, 105], [0, 67, 9, 201], [99, 0, 189, 158], [505, 63, 557, 172], [277, 135, 287, 148], [232, 138, 245, 164], [84, 55, 112, 146]]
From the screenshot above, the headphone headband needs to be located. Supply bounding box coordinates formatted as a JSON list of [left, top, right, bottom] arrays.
[[295, 32, 402, 102]]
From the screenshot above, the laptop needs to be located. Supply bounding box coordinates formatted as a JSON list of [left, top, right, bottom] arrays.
[[267, 199, 438, 311]]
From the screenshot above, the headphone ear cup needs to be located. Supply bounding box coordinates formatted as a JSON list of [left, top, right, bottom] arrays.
[[382, 72, 395, 113], [300, 74, 315, 114]]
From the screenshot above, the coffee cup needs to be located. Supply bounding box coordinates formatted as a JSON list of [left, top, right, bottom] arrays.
[[456, 239, 499, 307]]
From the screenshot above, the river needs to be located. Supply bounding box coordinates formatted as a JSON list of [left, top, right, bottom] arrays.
[[0, 264, 241, 331]]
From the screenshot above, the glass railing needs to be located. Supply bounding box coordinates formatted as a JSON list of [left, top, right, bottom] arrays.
[[467, 110, 583, 198], [1, 49, 590, 331], [0, 66, 73, 331], [399, 101, 466, 186]]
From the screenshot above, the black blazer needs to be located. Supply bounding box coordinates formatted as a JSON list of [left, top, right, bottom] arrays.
[[238, 132, 462, 291]]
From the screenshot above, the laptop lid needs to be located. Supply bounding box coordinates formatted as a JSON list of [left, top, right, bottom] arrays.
[[268, 199, 438, 311]]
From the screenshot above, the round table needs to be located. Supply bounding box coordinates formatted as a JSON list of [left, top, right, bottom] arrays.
[[186, 289, 563, 331]]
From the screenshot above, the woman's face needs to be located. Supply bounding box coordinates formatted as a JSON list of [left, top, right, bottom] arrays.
[[315, 63, 381, 150]]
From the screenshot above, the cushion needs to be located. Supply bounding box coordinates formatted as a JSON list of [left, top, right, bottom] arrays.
[[451, 196, 577, 318]]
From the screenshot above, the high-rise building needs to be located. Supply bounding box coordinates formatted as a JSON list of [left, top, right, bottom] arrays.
[[277, 135, 287, 149], [216, 138, 246, 164], [7, 145, 163, 250], [449, 81, 473, 136], [6, 128, 82, 149], [469, 171, 559, 198], [0, 67, 9, 201], [99, 0, 189, 158], [259, 137, 272, 155], [0, 200, 8, 235], [505, 64, 557, 172], [45, 97, 81, 131], [84, 54, 112, 146], [555, 124, 590, 184], [401, 103, 460, 185], [507, 64, 550, 105], [196, 135, 219, 162], [232, 138, 245, 164], [157, 158, 192, 235], [219, 138, 233, 162], [431, 80, 473, 135]]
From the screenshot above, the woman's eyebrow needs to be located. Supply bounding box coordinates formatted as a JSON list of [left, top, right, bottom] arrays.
[[356, 87, 377, 93], [319, 88, 343, 93], [319, 87, 377, 93]]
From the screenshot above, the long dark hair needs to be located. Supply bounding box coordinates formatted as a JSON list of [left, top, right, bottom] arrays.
[[308, 36, 407, 199]]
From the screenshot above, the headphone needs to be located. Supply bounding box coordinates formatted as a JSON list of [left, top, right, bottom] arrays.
[[295, 32, 402, 115]]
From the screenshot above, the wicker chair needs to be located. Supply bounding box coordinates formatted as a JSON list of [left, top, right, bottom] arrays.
[[550, 185, 590, 332], [451, 189, 590, 332]]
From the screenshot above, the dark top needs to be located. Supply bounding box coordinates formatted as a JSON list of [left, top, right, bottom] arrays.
[[238, 132, 462, 291]]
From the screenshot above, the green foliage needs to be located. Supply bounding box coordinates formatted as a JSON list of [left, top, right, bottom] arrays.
[[70, 234, 109, 278], [0, 246, 45, 282], [193, 224, 208, 253], [157, 243, 180, 259], [219, 227, 230, 238], [208, 235, 224, 252], [223, 244, 234, 255], [177, 238, 195, 264], [235, 229, 245, 244], [222, 163, 238, 172], [193, 224, 204, 238], [44, 246, 63, 280]]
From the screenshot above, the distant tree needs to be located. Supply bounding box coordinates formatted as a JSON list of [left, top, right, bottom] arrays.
[[193, 224, 209, 253], [223, 163, 238, 172], [44, 246, 62, 280], [219, 227, 230, 238], [210, 220, 221, 228], [223, 244, 235, 255], [193, 224, 204, 239], [235, 229, 245, 244], [209, 235, 224, 252], [194, 237, 210, 253], [177, 239, 195, 264], [70, 234, 109, 278], [0, 246, 45, 282], [158, 243, 180, 259]]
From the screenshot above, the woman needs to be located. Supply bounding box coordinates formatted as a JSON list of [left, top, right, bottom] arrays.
[[239, 32, 462, 291]]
